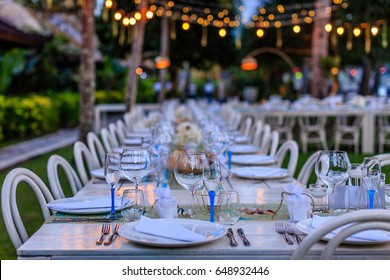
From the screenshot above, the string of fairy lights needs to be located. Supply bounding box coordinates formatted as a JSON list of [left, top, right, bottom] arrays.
[[42, 0, 388, 52]]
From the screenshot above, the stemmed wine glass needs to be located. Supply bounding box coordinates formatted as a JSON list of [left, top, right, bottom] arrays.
[[104, 152, 121, 219], [204, 158, 222, 222], [174, 152, 210, 219], [120, 148, 152, 210], [314, 150, 351, 212], [362, 157, 381, 209]]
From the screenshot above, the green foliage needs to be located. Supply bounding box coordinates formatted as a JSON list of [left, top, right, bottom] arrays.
[[137, 78, 156, 103], [95, 90, 124, 104], [1, 95, 59, 139], [0, 49, 27, 95], [51, 91, 80, 127]]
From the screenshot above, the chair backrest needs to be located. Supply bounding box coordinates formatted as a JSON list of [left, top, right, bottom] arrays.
[[239, 116, 253, 137], [108, 123, 121, 147], [291, 209, 390, 259], [260, 130, 280, 156], [116, 119, 127, 144], [275, 140, 299, 175], [73, 141, 100, 185], [1, 168, 54, 249], [100, 127, 116, 153], [47, 155, 83, 199], [250, 120, 263, 145], [373, 153, 390, 168], [296, 151, 321, 186], [123, 112, 134, 133], [260, 124, 271, 148], [87, 131, 106, 166]]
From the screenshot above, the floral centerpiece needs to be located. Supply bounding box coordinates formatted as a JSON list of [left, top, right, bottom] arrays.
[[174, 121, 202, 148]]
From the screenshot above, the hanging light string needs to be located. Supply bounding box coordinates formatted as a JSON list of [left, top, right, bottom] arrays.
[[102, 0, 388, 49]]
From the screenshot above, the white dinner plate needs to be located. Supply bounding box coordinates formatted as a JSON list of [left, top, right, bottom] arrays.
[[122, 138, 142, 146], [230, 144, 259, 154], [234, 135, 249, 144], [232, 155, 277, 166], [47, 196, 131, 214], [296, 218, 390, 245], [118, 219, 227, 247], [233, 166, 290, 179], [91, 168, 127, 180]]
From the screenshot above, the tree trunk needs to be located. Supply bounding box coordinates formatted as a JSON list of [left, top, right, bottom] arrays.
[[158, 1, 170, 104], [124, 0, 148, 112], [79, 0, 96, 142], [310, 0, 331, 98], [360, 56, 372, 96]]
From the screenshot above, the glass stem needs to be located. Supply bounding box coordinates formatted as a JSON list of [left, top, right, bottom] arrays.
[[191, 191, 196, 218], [329, 183, 336, 211], [110, 186, 116, 216], [367, 189, 376, 209], [208, 190, 216, 223]]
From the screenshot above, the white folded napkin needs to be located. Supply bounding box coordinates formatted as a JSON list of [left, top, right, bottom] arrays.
[[48, 196, 123, 210], [311, 215, 390, 242], [123, 138, 142, 146], [235, 167, 281, 178], [134, 216, 206, 242]]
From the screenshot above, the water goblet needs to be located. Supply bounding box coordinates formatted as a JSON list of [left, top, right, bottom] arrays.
[[174, 152, 210, 219], [216, 191, 241, 226], [362, 157, 381, 209], [104, 152, 121, 219], [120, 147, 152, 192], [120, 189, 145, 222], [314, 150, 351, 212], [309, 183, 328, 213]]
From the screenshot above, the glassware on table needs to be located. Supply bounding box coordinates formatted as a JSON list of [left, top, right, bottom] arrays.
[[104, 152, 121, 219], [120, 147, 152, 190], [384, 184, 390, 209], [174, 152, 210, 219], [309, 183, 328, 213], [362, 157, 381, 209], [216, 190, 241, 226], [204, 158, 222, 222], [314, 150, 351, 212], [120, 189, 145, 222]]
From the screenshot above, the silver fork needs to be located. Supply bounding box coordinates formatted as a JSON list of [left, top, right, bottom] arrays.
[[275, 222, 294, 245], [104, 223, 123, 245], [96, 223, 111, 245], [285, 223, 302, 244]]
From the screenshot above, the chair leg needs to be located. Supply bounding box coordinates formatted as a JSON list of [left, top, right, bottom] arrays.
[[334, 131, 340, 150], [354, 132, 359, 154]]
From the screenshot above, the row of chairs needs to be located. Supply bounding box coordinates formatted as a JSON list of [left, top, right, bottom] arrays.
[[1, 108, 147, 250]]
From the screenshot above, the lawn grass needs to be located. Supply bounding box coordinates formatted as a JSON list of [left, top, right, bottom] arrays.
[[0, 145, 378, 260]]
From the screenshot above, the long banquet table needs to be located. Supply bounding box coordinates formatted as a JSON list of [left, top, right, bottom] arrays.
[[17, 177, 390, 260], [235, 105, 390, 154]]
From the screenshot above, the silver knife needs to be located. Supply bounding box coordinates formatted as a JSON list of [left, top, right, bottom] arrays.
[[237, 228, 251, 246]]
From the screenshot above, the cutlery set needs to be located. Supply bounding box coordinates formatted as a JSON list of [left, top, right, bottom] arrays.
[[226, 228, 250, 247], [96, 223, 123, 245], [275, 222, 302, 245]]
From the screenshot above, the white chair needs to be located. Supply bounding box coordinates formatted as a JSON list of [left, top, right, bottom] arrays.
[[260, 130, 279, 156], [378, 115, 390, 153], [47, 155, 83, 199], [275, 140, 299, 175], [239, 116, 253, 138], [249, 120, 263, 145], [266, 115, 295, 143], [298, 116, 328, 153], [291, 209, 390, 259], [1, 168, 54, 249], [108, 123, 121, 148], [73, 141, 100, 185], [116, 119, 127, 144], [296, 151, 321, 186], [87, 131, 106, 166], [334, 115, 362, 154], [373, 153, 390, 168], [100, 127, 117, 153]]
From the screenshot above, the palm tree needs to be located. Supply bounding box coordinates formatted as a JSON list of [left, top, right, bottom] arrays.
[[79, 0, 96, 142]]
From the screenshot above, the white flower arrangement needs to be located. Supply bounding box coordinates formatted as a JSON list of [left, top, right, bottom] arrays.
[[174, 121, 202, 147], [174, 105, 192, 121], [138, 112, 161, 128]]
